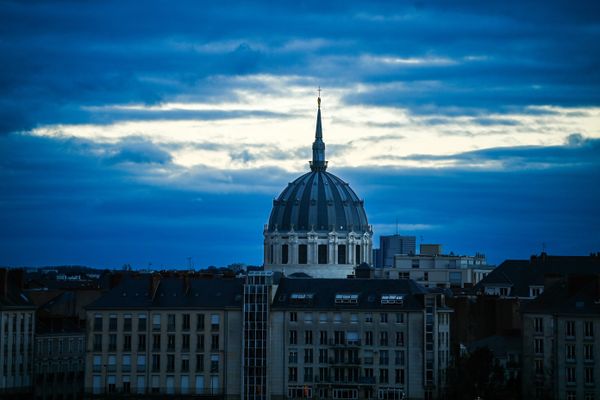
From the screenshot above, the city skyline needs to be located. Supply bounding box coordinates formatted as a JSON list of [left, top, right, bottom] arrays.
[[1, 1, 599, 268]]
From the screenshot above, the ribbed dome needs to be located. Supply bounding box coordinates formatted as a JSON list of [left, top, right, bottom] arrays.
[[267, 170, 369, 233]]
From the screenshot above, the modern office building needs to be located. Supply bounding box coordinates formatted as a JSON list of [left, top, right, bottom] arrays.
[[374, 236, 417, 268], [264, 97, 373, 278]]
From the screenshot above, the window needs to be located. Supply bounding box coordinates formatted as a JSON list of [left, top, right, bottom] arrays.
[[566, 321, 576, 338], [138, 334, 146, 351], [355, 245, 361, 263], [138, 314, 147, 331], [379, 331, 388, 346], [210, 314, 220, 331], [299, 244, 308, 264], [124, 314, 132, 331], [197, 314, 205, 330], [93, 355, 101, 372], [122, 354, 131, 372], [534, 317, 543, 334], [423, 272, 429, 281], [152, 314, 161, 331], [395, 332, 404, 346], [289, 330, 297, 345], [167, 314, 176, 332], [350, 313, 358, 324], [137, 355, 146, 372], [196, 354, 204, 372], [197, 334, 205, 352], [318, 244, 328, 264], [395, 313, 404, 324], [167, 354, 175, 372], [319, 313, 327, 323], [93, 334, 102, 351], [395, 350, 405, 366], [566, 366, 576, 384], [334, 313, 342, 323], [109, 314, 117, 331], [153, 334, 161, 351], [107, 355, 116, 372], [318, 349, 328, 363], [585, 367, 594, 385], [182, 334, 190, 351], [584, 344, 594, 361], [210, 354, 219, 373], [365, 331, 373, 346], [365, 313, 373, 323], [319, 331, 328, 345], [380, 313, 388, 323], [289, 350, 298, 364], [195, 375, 205, 394], [211, 334, 219, 350], [338, 245, 346, 264], [167, 334, 176, 351], [379, 368, 388, 384], [288, 367, 298, 382], [395, 368, 405, 384], [152, 354, 160, 372], [585, 321, 594, 338], [304, 348, 314, 363], [93, 314, 103, 331], [108, 334, 117, 351], [123, 335, 132, 351], [304, 367, 314, 382], [561, 345, 573, 366], [290, 312, 297, 322], [122, 375, 131, 393], [379, 350, 389, 365], [304, 312, 313, 323], [305, 330, 313, 345], [534, 339, 544, 354], [282, 244, 289, 264], [182, 314, 190, 331], [534, 359, 544, 375]]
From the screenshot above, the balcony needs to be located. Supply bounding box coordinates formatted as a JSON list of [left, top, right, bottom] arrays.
[[329, 357, 361, 365], [328, 339, 361, 347]]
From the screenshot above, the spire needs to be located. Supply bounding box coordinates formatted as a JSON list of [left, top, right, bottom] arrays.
[[310, 90, 327, 172]]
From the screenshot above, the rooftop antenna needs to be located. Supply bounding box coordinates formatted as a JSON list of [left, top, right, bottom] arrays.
[[542, 242, 547, 254], [395, 217, 399, 235]]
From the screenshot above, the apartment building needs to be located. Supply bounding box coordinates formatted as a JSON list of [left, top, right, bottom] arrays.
[[269, 278, 452, 400], [0, 268, 36, 399], [84, 274, 243, 398], [522, 274, 600, 400]]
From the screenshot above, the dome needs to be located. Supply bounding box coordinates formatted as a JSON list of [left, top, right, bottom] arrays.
[[267, 170, 369, 233]]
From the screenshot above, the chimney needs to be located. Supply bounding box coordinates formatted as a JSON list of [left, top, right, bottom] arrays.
[[149, 274, 161, 299]]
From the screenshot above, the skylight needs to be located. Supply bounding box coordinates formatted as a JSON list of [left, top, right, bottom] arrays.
[[335, 294, 359, 304], [381, 294, 404, 305]]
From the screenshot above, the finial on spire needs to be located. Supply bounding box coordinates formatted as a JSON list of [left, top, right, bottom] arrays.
[[310, 88, 327, 172], [317, 86, 321, 108]]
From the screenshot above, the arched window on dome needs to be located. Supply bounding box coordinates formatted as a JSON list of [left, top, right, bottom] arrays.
[[282, 244, 289, 264], [318, 245, 328, 264], [338, 245, 346, 264], [299, 245, 308, 265]]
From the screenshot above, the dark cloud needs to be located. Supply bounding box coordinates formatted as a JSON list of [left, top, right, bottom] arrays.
[[1, 132, 599, 267], [1, 0, 599, 133]]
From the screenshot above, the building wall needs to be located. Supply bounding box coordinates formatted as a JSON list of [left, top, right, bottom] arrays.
[[523, 313, 600, 400], [84, 309, 242, 399], [0, 310, 35, 394], [34, 332, 85, 400]]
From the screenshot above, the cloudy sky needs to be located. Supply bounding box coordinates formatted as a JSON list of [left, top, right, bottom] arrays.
[[1, 0, 599, 268]]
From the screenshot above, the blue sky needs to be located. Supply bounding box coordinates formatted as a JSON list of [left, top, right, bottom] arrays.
[[1, 0, 599, 268]]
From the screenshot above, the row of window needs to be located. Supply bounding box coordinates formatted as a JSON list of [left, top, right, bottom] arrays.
[[270, 244, 362, 265], [92, 353, 220, 374], [287, 367, 406, 385], [533, 317, 595, 338], [36, 337, 84, 356], [289, 312, 406, 324], [0, 312, 34, 335], [289, 330, 405, 347], [93, 313, 221, 332], [91, 374, 220, 395], [288, 349, 406, 366], [91, 333, 219, 352]]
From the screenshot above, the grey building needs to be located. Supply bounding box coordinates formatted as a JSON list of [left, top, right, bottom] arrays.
[[84, 274, 243, 398], [374, 236, 417, 268], [268, 277, 452, 400], [0, 268, 36, 399], [522, 274, 600, 400]]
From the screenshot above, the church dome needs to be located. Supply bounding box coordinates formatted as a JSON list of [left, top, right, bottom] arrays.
[[267, 170, 369, 233], [267, 95, 369, 233]]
